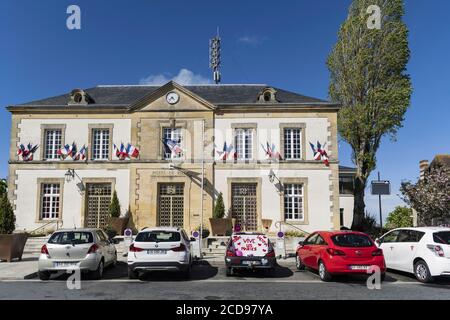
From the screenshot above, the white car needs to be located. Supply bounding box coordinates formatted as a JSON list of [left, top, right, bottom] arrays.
[[376, 227, 450, 283], [38, 228, 118, 280], [127, 227, 194, 279]]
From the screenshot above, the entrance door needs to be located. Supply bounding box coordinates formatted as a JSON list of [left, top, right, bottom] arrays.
[[231, 183, 258, 231], [85, 183, 112, 228], [158, 183, 184, 228]]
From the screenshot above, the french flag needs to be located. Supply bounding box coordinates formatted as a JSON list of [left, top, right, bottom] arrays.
[[164, 139, 183, 155], [126, 143, 139, 158]]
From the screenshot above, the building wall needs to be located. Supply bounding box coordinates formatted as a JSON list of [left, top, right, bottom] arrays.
[[214, 114, 333, 161], [14, 168, 130, 231], [16, 118, 131, 161], [339, 195, 354, 228], [215, 167, 334, 233]]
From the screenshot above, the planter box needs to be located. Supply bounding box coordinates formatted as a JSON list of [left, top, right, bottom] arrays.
[[109, 217, 129, 236], [209, 218, 235, 236], [0, 233, 29, 262]]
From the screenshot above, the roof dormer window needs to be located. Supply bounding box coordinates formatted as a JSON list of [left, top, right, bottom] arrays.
[[68, 89, 93, 105], [258, 87, 277, 103]]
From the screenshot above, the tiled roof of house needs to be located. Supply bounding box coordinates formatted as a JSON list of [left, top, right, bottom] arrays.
[[12, 83, 335, 108]]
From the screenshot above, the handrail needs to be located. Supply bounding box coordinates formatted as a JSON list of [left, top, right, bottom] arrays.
[[29, 220, 62, 235], [274, 221, 310, 236]]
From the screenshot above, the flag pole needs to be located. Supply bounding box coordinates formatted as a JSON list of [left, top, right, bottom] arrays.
[[199, 119, 205, 259]]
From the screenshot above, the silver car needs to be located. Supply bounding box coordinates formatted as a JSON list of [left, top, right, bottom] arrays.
[[38, 228, 118, 280]]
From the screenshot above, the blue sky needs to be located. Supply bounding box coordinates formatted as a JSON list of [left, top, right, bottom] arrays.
[[1, 0, 449, 221]]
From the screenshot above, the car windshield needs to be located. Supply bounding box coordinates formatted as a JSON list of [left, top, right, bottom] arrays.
[[433, 232, 450, 245], [48, 231, 93, 245], [135, 231, 181, 242], [331, 234, 373, 247]]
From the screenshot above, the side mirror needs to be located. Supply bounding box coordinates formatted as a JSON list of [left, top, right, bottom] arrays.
[[111, 238, 120, 245], [190, 237, 196, 242], [375, 238, 381, 245]]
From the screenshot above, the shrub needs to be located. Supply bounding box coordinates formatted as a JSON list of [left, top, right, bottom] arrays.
[[284, 230, 306, 238], [0, 194, 15, 234], [109, 190, 121, 218], [213, 192, 225, 219], [103, 225, 117, 239]]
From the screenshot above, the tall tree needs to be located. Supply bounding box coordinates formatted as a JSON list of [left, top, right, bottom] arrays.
[[401, 164, 450, 225], [327, 0, 412, 230]]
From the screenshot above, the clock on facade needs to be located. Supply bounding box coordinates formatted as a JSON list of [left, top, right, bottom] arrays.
[[166, 92, 180, 105]]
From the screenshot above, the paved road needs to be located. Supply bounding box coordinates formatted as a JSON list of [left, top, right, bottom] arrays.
[[0, 259, 449, 300]]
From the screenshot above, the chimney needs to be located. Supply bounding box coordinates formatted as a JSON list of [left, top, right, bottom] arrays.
[[419, 160, 429, 180]]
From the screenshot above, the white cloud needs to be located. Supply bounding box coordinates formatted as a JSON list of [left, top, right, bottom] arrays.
[[237, 35, 266, 45], [139, 69, 211, 85]]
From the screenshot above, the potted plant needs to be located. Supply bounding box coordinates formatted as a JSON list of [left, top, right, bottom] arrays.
[[285, 230, 306, 250], [108, 191, 129, 235], [0, 194, 28, 262], [209, 193, 234, 236]]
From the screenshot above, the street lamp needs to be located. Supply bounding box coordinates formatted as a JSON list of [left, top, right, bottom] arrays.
[[65, 169, 85, 193], [65, 169, 75, 183]]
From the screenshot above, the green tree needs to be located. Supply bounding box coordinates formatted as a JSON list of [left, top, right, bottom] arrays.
[[109, 190, 121, 218], [385, 206, 413, 229], [0, 194, 15, 234], [327, 0, 412, 230], [213, 192, 225, 219], [0, 179, 7, 196], [401, 164, 450, 225]]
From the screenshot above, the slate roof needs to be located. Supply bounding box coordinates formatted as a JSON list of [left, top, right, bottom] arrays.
[[11, 83, 335, 108]]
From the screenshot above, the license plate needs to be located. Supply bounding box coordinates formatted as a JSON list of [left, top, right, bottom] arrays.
[[242, 260, 261, 266], [349, 265, 370, 270], [54, 262, 78, 268], [147, 249, 166, 255]]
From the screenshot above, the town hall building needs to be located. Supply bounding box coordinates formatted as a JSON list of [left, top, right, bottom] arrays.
[[7, 81, 352, 234]]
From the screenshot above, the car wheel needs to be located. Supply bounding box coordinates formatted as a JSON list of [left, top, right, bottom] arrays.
[[318, 261, 332, 282], [381, 273, 386, 282], [91, 260, 104, 280], [414, 260, 433, 283], [295, 254, 305, 271], [226, 267, 233, 277], [128, 268, 139, 279], [38, 271, 50, 280]]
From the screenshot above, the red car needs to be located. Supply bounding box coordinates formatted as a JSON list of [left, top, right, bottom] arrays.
[[295, 231, 386, 281]]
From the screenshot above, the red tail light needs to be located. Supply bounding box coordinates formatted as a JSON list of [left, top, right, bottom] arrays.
[[41, 244, 49, 255], [129, 244, 143, 252], [428, 245, 445, 257], [265, 245, 275, 257], [326, 248, 346, 256], [226, 245, 236, 257], [87, 244, 99, 254], [372, 249, 383, 256], [171, 243, 186, 252]]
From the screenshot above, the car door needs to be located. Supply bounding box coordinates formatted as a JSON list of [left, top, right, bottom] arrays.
[[311, 234, 327, 268], [379, 230, 401, 269], [300, 234, 318, 268], [395, 230, 424, 273], [96, 231, 112, 263]]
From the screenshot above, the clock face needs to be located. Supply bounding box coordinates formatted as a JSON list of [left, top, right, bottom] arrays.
[[166, 92, 180, 105]]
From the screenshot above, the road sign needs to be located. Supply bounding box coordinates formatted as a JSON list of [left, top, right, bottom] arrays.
[[371, 180, 391, 195]]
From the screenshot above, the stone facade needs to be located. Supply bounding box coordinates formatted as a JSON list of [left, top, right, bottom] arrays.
[[7, 81, 342, 234]]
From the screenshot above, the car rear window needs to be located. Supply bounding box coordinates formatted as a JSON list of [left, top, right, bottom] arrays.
[[331, 234, 373, 247], [433, 232, 450, 245], [48, 232, 93, 245], [135, 231, 181, 242]]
